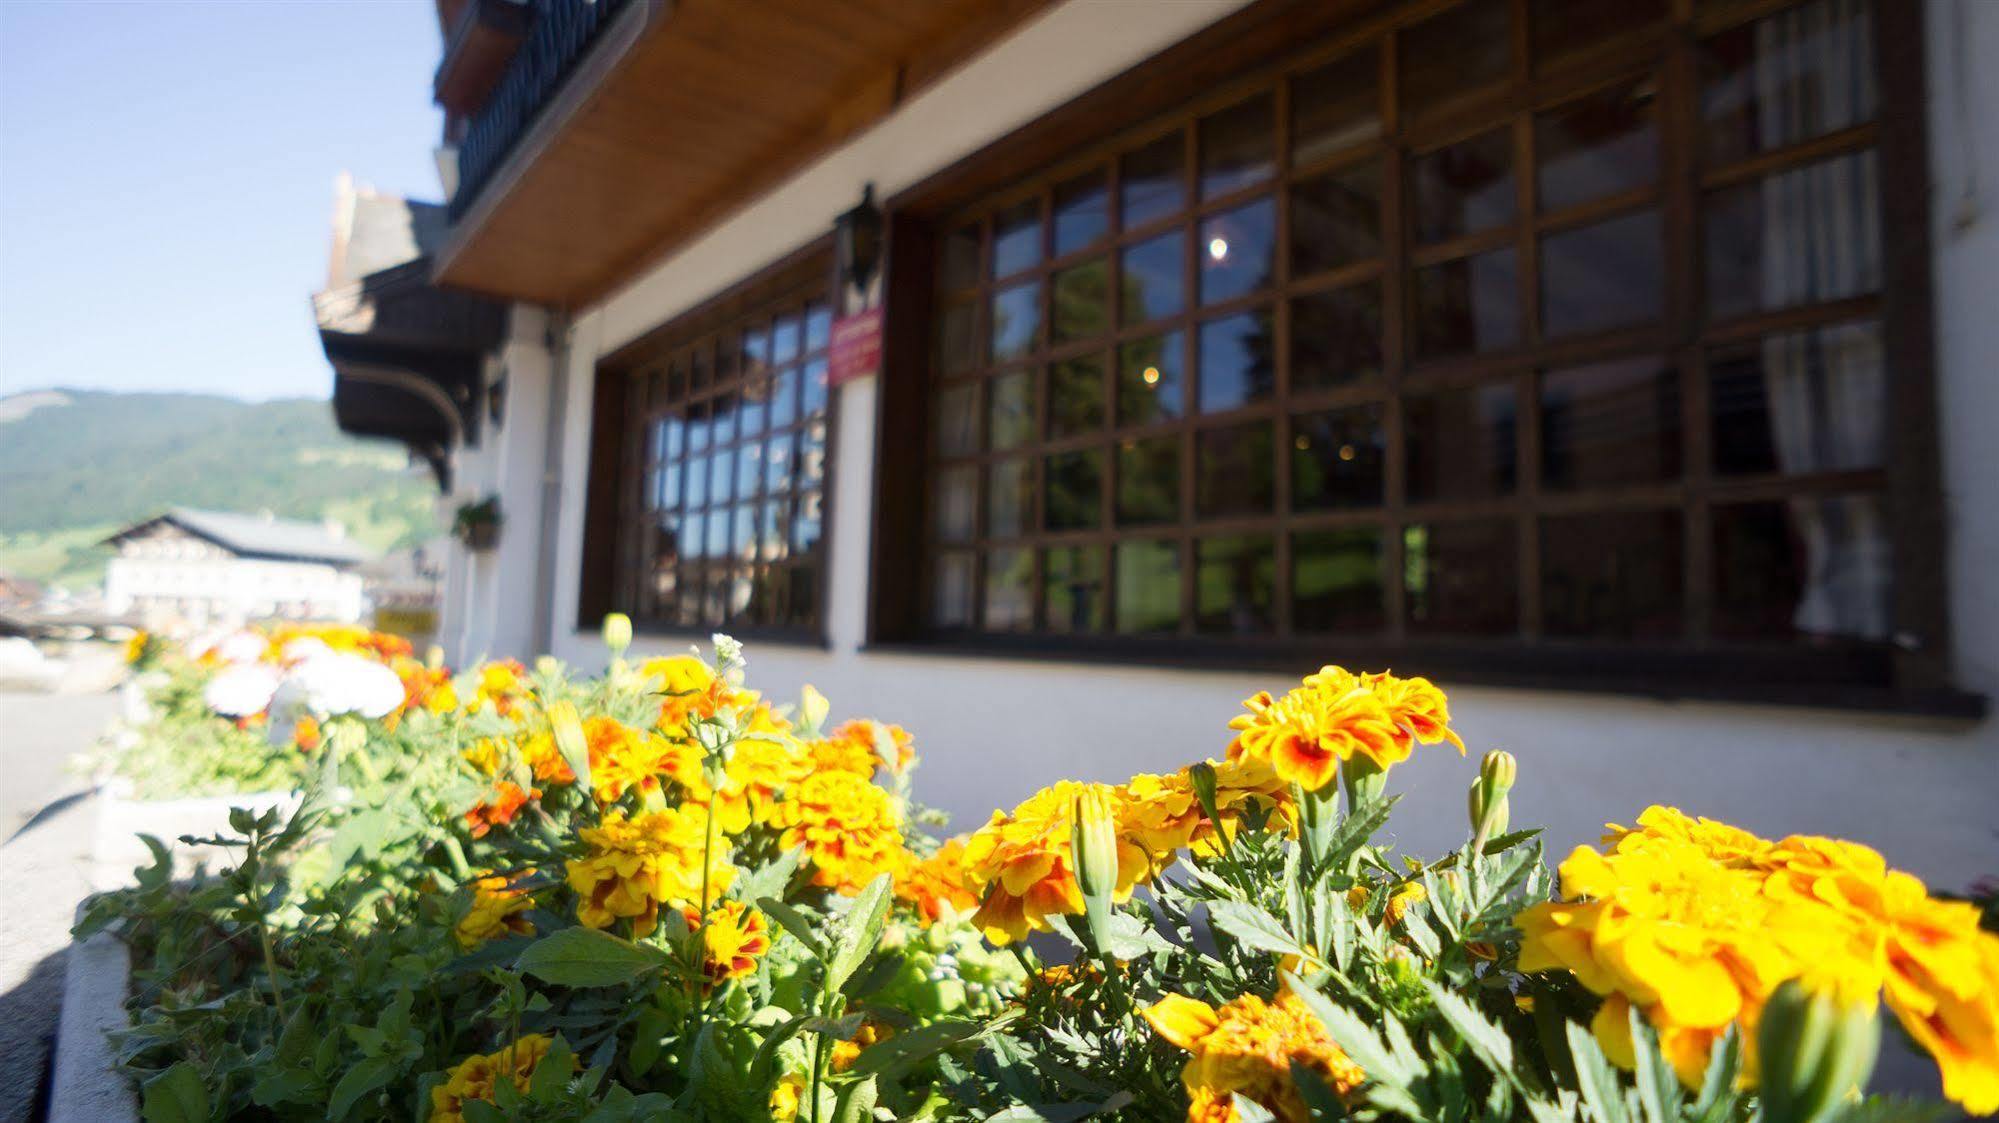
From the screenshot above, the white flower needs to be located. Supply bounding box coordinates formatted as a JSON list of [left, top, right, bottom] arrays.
[[274, 653, 406, 722], [280, 636, 334, 665], [210, 630, 269, 665], [204, 664, 280, 717]]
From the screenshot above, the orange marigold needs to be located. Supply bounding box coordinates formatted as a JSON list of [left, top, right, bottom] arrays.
[[464, 781, 536, 838], [772, 771, 905, 896], [960, 781, 1151, 945], [681, 899, 775, 988], [1227, 667, 1462, 792], [1145, 992, 1364, 1123], [893, 839, 980, 924]]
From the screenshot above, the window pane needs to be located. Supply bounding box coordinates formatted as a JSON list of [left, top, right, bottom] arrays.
[[1115, 540, 1181, 634], [731, 503, 757, 559], [735, 441, 762, 499], [1291, 161, 1382, 276], [1048, 355, 1107, 439], [1197, 535, 1276, 634], [931, 552, 975, 628], [1292, 403, 1387, 509], [1542, 510, 1684, 638], [769, 367, 799, 428], [675, 568, 702, 626], [1122, 132, 1186, 229], [759, 499, 787, 561], [984, 547, 1034, 632], [1199, 197, 1276, 305], [988, 458, 1031, 539], [772, 313, 802, 365], [1044, 545, 1107, 634], [992, 196, 1042, 278], [762, 432, 795, 496], [791, 490, 824, 555], [1117, 435, 1181, 526], [786, 566, 819, 628], [1200, 93, 1275, 200], [681, 511, 707, 561], [1045, 448, 1104, 531], [1118, 332, 1186, 426], [1121, 231, 1185, 324], [710, 392, 738, 446], [804, 302, 832, 353], [1292, 283, 1383, 391], [1413, 247, 1521, 359], [1541, 208, 1663, 338], [1413, 128, 1515, 244], [1700, 0, 1875, 167], [1401, 0, 1512, 115], [939, 300, 979, 376], [990, 281, 1041, 363], [933, 465, 976, 542], [1708, 321, 1883, 477], [989, 368, 1035, 451], [1540, 356, 1682, 489], [738, 378, 769, 438], [1197, 309, 1276, 413], [685, 401, 710, 452], [739, 328, 769, 374], [1294, 527, 1386, 633], [934, 382, 979, 458], [1404, 519, 1518, 634], [1537, 77, 1659, 212], [705, 505, 731, 556], [1053, 172, 1110, 255], [1532, 0, 1666, 62], [798, 419, 827, 488], [1705, 150, 1879, 322], [1196, 421, 1275, 517], [1053, 258, 1111, 342], [1406, 381, 1518, 502], [708, 446, 735, 505], [685, 457, 709, 510], [1292, 53, 1382, 165], [1712, 495, 1889, 641], [802, 359, 830, 418]]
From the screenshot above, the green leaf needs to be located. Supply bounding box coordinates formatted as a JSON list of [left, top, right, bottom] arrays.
[[529, 1036, 574, 1100], [249, 1068, 317, 1108], [848, 1015, 999, 1078], [735, 846, 805, 905], [326, 1055, 398, 1121], [1283, 977, 1411, 1086], [826, 873, 893, 994], [1325, 793, 1400, 864], [834, 1075, 879, 1123], [1627, 1006, 1679, 1123], [1208, 900, 1310, 960], [1425, 981, 1514, 1074], [1231, 1095, 1278, 1122], [514, 927, 668, 988], [140, 1061, 208, 1123], [758, 897, 826, 957], [1564, 1019, 1631, 1123]]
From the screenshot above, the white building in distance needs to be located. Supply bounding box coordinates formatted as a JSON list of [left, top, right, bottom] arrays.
[[102, 508, 369, 630]]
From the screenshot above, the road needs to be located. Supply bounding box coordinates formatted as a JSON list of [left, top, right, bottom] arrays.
[[0, 688, 120, 1123]]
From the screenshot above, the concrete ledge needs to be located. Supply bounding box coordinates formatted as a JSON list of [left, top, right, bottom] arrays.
[[48, 913, 136, 1123]]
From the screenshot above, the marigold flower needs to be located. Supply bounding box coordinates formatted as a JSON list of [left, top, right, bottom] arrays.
[[464, 781, 536, 838], [462, 737, 501, 776], [467, 660, 529, 715], [643, 654, 740, 731], [567, 806, 733, 935], [291, 715, 321, 753], [517, 730, 574, 786], [771, 771, 905, 896], [1144, 991, 1364, 1123], [429, 1035, 572, 1123], [830, 1020, 890, 1072], [768, 1073, 805, 1121], [681, 899, 774, 987], [1226, 670, 1401, 792], [893, 839, 980, 925], [582, 716, 676, 804], [455, 873, 534, 949], [827, 719, 917, 776], [960, 781, 1150, 945]]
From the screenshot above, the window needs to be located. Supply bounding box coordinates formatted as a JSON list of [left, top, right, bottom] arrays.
[[884, 0, 1945, 701], [596, 266, 834, 639]]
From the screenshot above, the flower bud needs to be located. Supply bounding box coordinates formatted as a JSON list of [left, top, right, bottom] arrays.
[[1186, 761, 1223, 838], [1468, 750, 1515, 852], [1070, 788, 1121, 955], [425, 645, 446, 670], [1757, 978, 1879, 1123], [548, 700, 591, 791], [1479, 749, 1516, 798], [602, 613, 632, 658], [800, 684, 830, 734]]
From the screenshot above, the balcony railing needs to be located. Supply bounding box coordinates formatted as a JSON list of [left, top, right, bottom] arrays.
[[449, 0, 635, 222]]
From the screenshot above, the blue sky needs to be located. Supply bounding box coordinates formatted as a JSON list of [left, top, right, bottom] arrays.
[[0, 0, 443, 402]]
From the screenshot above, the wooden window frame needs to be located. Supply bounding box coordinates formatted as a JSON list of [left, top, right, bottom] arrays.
[[865, 0, 1975, 716], [579, 241, 839, 646]]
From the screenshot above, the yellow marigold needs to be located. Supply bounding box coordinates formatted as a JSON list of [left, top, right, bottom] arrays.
[[455, 873, 534, 949], [960, 781, 1151, 945], [830, 1020, 890, 1072], [721, 734, 810, 827], [643, 654, 742, 732], [1602, 805, 1774, 866], [583, 716, 675, 804], [806, 732, 883, 779], [462, 737, 502, 776], [821, 719, 917, 776], [1144, 992, 1365, 1123], [1348, 881, 1428, 925], [291, 715, 321, 753], [122, 630, 152, 665], [429, 1035, 572, 1123], [772, 771, 905, 896], [681, 899, 774, 987], [893, 838, 980, 925], [1226, 669, 1402, 792], [567, 806, 733, 936], [519, 730, 574, 786], [1123, 757, 1294, 865], [464, 781, 536, 838], [769, 1073, 805, 1121], [468, 659, 529, 715]]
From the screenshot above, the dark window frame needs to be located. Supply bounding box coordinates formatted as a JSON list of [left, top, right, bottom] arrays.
[[580, 242, 839, 646], [865, 0, 1971, 714]]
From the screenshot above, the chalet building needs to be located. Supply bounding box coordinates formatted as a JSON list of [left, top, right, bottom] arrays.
[[321, 0, 1997, 885], [102, 509, 369, 629]]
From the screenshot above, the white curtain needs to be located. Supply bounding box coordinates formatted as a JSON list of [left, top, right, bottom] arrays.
[[1753, 0, 1889, 640]]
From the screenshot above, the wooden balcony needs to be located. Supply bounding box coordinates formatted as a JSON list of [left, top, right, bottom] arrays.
[[435, 0, 1052, 307]]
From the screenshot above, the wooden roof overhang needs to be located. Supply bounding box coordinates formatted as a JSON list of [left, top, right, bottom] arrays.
[[432, 0, 1054, 309]]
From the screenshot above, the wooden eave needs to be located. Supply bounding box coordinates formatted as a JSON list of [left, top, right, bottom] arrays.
[[432, 0, 1054, 309]]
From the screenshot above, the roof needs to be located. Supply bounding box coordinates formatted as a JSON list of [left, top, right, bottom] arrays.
[[103, 508, 373, 567]]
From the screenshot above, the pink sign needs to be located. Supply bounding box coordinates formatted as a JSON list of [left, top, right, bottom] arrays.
[[827, 307, 884, 387]]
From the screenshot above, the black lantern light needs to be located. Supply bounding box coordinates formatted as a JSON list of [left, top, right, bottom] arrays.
[[834, 183, 884, 297]]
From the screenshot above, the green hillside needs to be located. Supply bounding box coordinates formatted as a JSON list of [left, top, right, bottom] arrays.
[[0, 389, 441, 590]]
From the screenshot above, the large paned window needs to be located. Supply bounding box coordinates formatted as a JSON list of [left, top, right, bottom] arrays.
[[907, 0, 1932, 693], [605, 274, 834, 638]]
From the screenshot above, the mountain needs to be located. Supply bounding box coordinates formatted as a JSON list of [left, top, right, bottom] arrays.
[[0, 388, 441, 590]]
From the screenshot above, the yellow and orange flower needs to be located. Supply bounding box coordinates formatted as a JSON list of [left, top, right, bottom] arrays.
[[893, 838, 980, 925], [681, 899, 775, 987], [771, 770, 905, 896], [455, 873, 534, 949], [466, 660, 530, 716], [1227, 667, 1465, 792], [582, 716, 675, 804], [960, 781, 1150, 945], [1144, 992, 1365, 1123], [464, 781, 536, 838], [291, 715, 321, 753], [429, 1035, 573, 1123], [567, 807, 732, 936], [816, 719, 916, 777]]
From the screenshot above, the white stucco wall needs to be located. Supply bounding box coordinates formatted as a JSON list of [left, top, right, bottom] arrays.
[[509, 0, 1996, 888]]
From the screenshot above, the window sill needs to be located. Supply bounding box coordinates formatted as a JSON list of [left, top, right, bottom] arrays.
[[856, 635, 1988, 722], [584, 624, 834, 653]]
